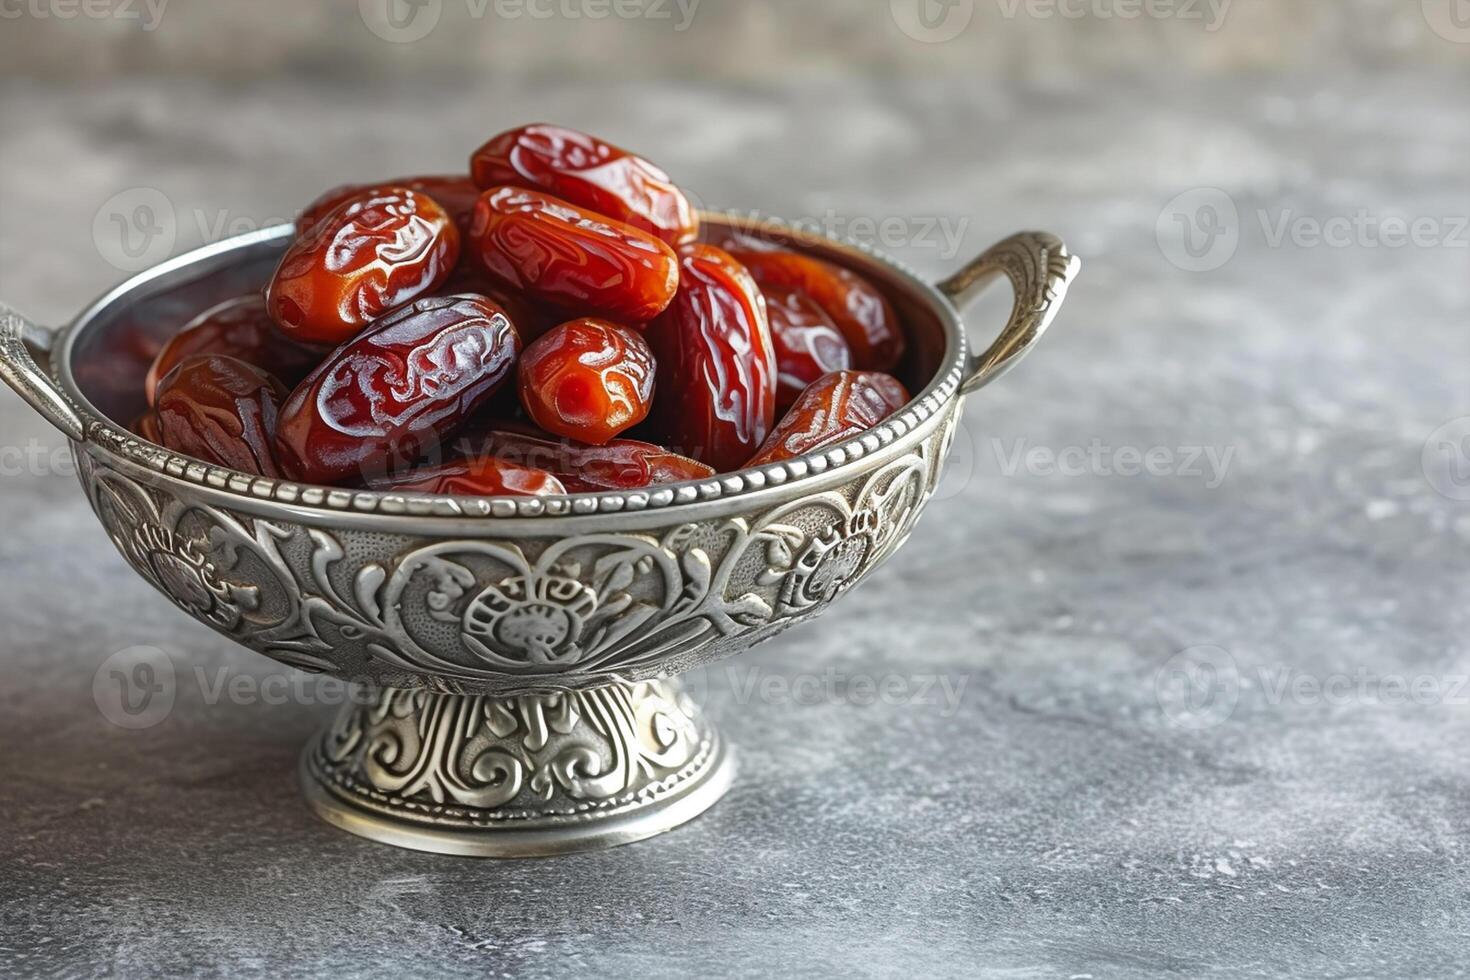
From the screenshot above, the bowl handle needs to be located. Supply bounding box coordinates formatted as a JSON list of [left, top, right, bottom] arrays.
[[0, 305, 85, 441], [937, 231, 1080, 395]]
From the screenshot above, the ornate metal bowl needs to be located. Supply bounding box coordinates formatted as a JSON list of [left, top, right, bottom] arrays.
[[0, 215, 1077, 856]]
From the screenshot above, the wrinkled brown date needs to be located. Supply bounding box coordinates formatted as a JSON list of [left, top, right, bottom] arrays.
[[368, 455, 566, 497], [456, 425, 714, 492], [274, 294, 521, 486], [646, 244, 776, 471], [518, 318, 656, 445], [722, 241, 905, 371], [762, 286, 853, 410], [154, 354, 290, 477], [441, 266, 557, 341], [145, 294, 323, 405], [298, 175, 482, 239], [132, 409, 162, 444], [471, 124, 698, 247], [471, 186, 679, 323], [267, 187, 461, 345], [746, 370, 909, 467]]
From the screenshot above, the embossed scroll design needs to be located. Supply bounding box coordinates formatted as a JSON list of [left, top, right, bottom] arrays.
[[76, 420, 948, 687], [311, 680, 709, 818]]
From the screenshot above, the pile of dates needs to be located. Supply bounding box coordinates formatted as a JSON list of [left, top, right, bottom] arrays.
[[136, 124, 911, 497]]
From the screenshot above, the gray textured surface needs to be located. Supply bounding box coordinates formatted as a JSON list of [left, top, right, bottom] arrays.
[[1, 67, 1468, 979]]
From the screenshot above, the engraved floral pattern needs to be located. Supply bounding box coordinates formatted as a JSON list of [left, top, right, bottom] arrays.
[[312, 680, 712, 819], [74, 409, 954, 694]]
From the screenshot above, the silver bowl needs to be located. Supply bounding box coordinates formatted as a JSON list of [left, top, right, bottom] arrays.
[[0, 215, 1078, 856]]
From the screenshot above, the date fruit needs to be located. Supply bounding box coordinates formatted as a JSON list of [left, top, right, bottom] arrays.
[[746, 370, 909, 467], [274, 294, 520, 486], [369, 456, 565, 497], [722, 241, 904, 371], [298, 175, 482, 239], [132, 409, 162, 444], [145, 294, 322, 405], [441, 266, 556, 341], [471, 124, 697, 247], [471, 186, 678, 323], [266, 187, 461, 345], [154, 354, 289, 477], [518, 318, 656, 445], [645, 244, 776, 470], [457, 425, 714, 492], [762, 287, 853, 410]]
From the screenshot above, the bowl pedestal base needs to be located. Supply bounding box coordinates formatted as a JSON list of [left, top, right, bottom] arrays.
[[299, 678, 734, 857]]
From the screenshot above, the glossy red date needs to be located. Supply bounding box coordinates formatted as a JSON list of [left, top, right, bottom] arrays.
[[762, 287, 853, 410], [154, 354, 290, 477], [746, 370, 909, 467], [274, 294, 521, 486], [722, 241, 904, 371], [645, 244, 776, 470], [145, 294, 322, 405], [298, 175, 482, 239], [368, 456, 566, 497], [457, 425, 714, 492], [471, 186, 678, 323], [440, 266, 556, 341], [471, 124, 697, 247], [518, 318, 656, 445], [267, 187, 461, 345]]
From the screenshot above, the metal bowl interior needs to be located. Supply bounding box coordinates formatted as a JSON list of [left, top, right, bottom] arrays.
[[55, 213, 967, 523]]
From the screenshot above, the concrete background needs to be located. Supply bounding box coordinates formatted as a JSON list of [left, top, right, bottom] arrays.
[[1, 3, 1468, 977]]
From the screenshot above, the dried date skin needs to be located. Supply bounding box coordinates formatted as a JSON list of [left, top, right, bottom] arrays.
[[266, 187, 461, 345], [441, 266, 556, 341], [154, 354, 289, 478], [456, 425, 714, 492], [298, 175, 482, 238], [471, 186, 679, 323], [132, 409, 162, 444], [471, 124, 698, 247], [722, 241, 905, 371], [518, 318, 656, 445], [762, 286, 853, 410], [274, 295, 521, 486], [645, 244, 776, 470], [368, 456, 565, 497], [746, 370, 910, 467], [145, 294, 323, 405]]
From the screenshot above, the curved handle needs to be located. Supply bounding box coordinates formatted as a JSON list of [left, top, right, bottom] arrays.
[[937, 231, 1080, 395], [0, 304, 85, 441]]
